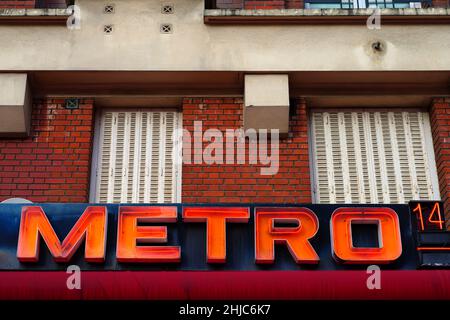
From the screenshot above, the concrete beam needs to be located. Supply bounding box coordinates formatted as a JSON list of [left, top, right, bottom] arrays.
[[0, 73, 32, 137], [244, 74, 290, 135]]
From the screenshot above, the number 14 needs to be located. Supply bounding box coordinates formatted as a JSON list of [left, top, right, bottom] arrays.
[[412, 202, 445, 231]]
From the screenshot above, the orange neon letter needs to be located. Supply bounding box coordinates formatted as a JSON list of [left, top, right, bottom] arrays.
[[330, 207, 402, 264], [183, 207, 250, 263], [255, 208, 319, 264], [116, 206, 180, 263], [17, 206, 107, 263]]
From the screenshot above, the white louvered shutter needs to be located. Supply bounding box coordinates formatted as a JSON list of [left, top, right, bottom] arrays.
[[94, 110, 181, 204], [311, 110, 440, 204]]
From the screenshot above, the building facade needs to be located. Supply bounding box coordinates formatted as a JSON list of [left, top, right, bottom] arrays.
[[0, 0, 449, 227]]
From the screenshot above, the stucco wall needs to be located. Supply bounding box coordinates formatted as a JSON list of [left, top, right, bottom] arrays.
[[0, 0, 449, 71]]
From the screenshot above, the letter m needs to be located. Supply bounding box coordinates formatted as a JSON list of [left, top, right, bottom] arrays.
[[17, 206, 107, 263]]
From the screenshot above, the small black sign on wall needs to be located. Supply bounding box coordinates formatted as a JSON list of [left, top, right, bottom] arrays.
[[409, 201, 450, 268]]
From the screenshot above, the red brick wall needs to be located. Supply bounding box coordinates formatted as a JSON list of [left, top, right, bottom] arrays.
[[0, 0, 68, 8], [430, 98, 450, 226], [0, 99, 94, 203], [0, 0, 35, 8], [285, 0, 303, 8], [215, 0, 244, 9], [244, 0, 285, 9], [432, 0, 449, 8], [182, 97, 312, 203]]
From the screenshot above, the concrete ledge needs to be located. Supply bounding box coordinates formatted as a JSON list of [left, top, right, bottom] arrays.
[[205, 8, 450, 24], [0, 73, 32, 137], [244, 74, 290, 135], [0, 8, 69, 25]]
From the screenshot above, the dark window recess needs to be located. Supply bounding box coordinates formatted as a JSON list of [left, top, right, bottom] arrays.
[[351, 223, 380, 248], [35, 0, 74, 9], [206, 0, 219, 9]]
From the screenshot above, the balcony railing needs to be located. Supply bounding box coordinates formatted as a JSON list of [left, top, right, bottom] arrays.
[[208, 0, 438, 9], [304, 0, 432, 8]]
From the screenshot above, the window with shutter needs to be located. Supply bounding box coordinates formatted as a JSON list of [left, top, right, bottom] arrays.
[[310, 110, 440, 204], [91, 109, 182, 204]]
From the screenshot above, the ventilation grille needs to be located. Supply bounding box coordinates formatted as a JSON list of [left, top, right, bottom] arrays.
[[160, 23, 173, 34], [161, 4, 174, 14], [103, 24, 114, 34], [104, 4, 115, 14]]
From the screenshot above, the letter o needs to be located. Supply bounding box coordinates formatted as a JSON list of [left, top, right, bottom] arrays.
[[330, 207, 402, 264]]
